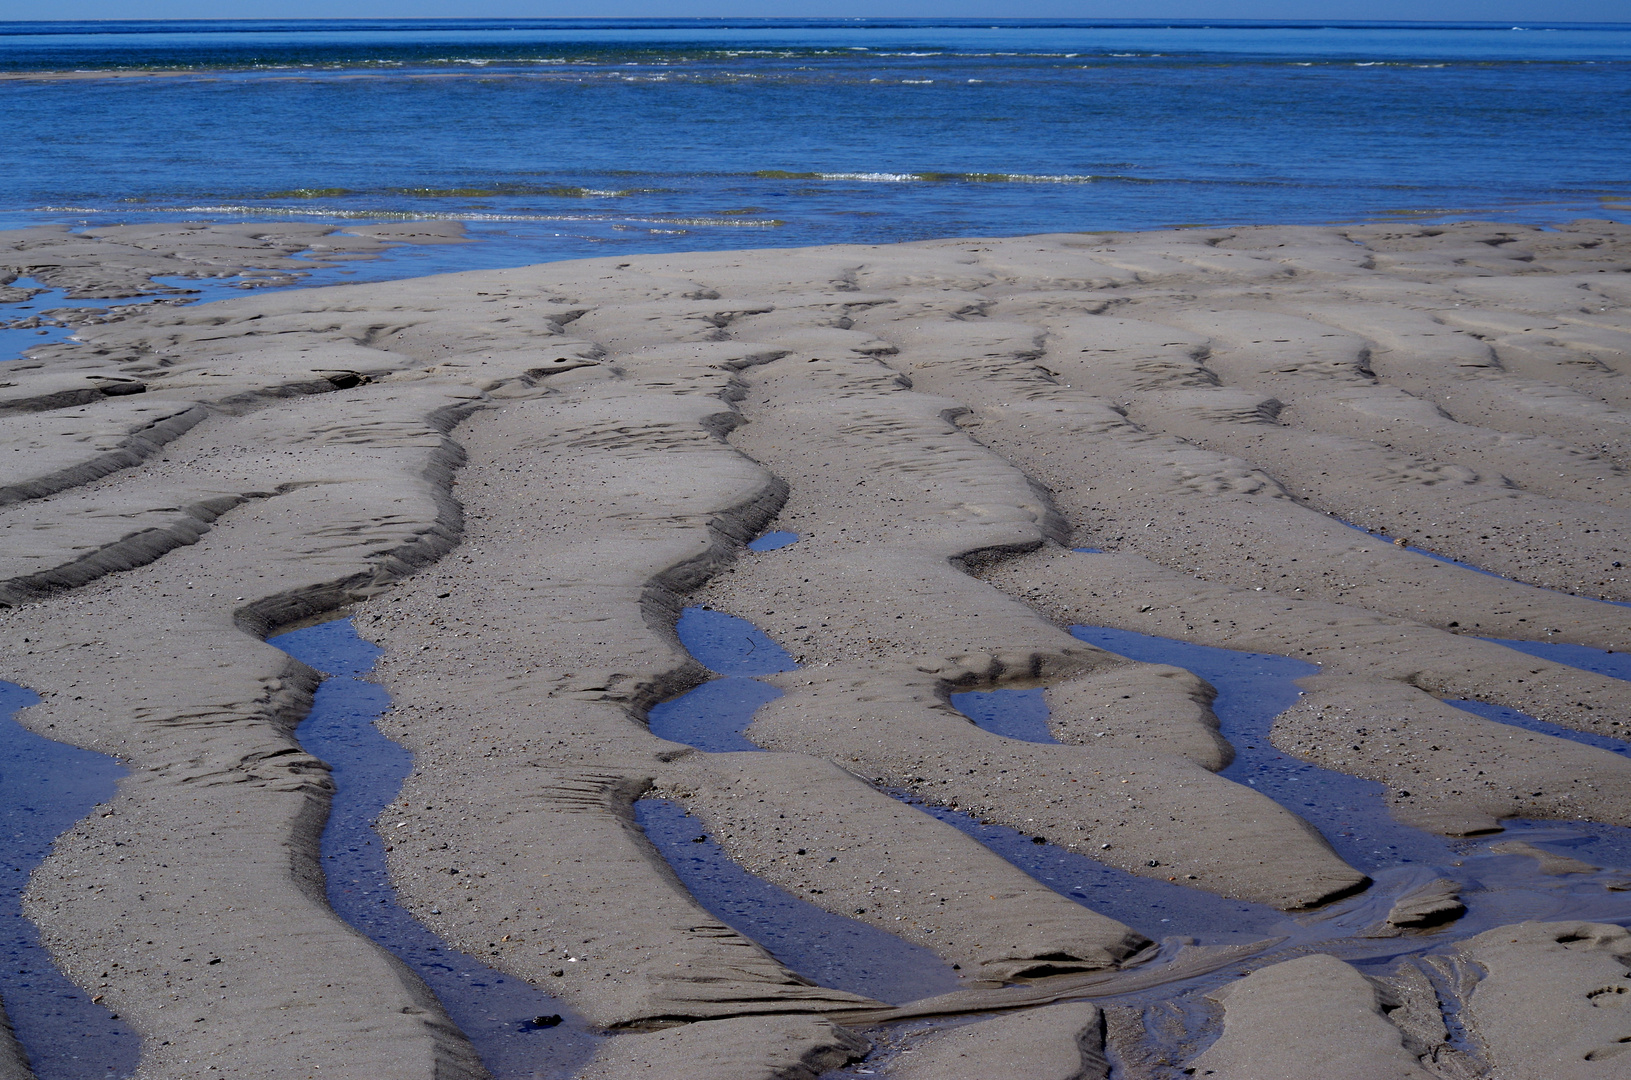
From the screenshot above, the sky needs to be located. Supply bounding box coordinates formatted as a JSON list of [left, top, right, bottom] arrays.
[[9, 3, 1630, 23]]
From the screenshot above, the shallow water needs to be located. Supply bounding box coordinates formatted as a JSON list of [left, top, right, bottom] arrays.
[[0, 681, 138, 1080], [1447, 698, 1631, 757], [1, 19, 1626, 263], [636, 799, 963, 1005], [617, 604, 1627, 1070], [0, 278, 76, 362], [950, 686, 1056, 744], [648, 607, 968, 1001], [1335, 517, 1631, 610], [927, 681, 1631, 938], [271, 619, 597, 1080], [894, 793, 1294, 947], [747, 530, 800, 552], [1053, 626, 1631, 943], [648, 608, 791, 747], [647, 676, 780, 752], [663, 607, 1625, 952], [0, 248, 469, 364], [673, 605, 798, 676], [1487, 635, 1631, 681], [910, 626, 1631, 1054]]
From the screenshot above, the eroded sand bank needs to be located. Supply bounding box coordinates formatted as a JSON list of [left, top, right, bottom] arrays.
[[1, 222, 1629, 1078]]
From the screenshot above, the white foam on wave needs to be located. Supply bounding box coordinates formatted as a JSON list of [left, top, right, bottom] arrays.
[[991, 173, 1099, 183], [810, 172, 1099, 184], [817, 172, 921, 182], [158, 204, 783, 226]]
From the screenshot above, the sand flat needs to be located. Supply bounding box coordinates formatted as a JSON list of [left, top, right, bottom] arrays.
[[1, 222, 1630, 1078]]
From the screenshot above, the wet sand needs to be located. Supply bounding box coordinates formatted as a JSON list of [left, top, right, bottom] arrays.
[[0, 221, 1629, 1077]]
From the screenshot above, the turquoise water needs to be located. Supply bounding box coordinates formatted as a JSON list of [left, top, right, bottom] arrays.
[[0, 18, 1626, 262]]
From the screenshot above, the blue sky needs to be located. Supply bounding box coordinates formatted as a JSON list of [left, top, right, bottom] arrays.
[[15, 3, 1631, 22]]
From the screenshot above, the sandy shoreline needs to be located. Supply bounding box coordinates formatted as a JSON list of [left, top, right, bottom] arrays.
[[1, 221, 1630, 1078]]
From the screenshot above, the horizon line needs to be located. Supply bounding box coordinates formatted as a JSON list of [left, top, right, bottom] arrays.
[[5, 16, 1631, 26]]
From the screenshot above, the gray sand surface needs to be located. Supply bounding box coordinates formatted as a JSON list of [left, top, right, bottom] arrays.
[[0, 222, 1629, 1077], [887, 1001, 1107, 1080], [1188, 953, 1436, 1080]]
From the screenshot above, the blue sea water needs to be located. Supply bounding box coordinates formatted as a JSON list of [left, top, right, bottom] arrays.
[[0, 18, 1627, 268]]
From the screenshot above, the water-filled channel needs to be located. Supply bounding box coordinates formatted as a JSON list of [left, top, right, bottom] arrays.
[[0, 272, 353, 365], [1336, 516, 1631, 609], [647, 601, 965, 1004], [271, 618, 597, 1080], [636, 800, 963, 1004], [0, 681, 138, 1080], [653, 595, 1631, 979], [1065, 625, 1453, 871]]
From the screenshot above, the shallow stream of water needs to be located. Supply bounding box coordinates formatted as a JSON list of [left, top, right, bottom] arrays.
[[1335, 517, 1631, 610], [271, 619, 597, 1080], [1066, 624, 1455, 871], [649, 599, 967, 1004], [0, 682, 137, 1080], [636, 800, 963, 1005]]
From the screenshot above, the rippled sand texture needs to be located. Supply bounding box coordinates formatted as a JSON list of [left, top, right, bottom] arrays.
[[2, 221, 1630, 1079]]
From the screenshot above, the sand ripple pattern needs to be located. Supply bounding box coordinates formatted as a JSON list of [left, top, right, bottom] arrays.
[[0, 222, 1629, 1078]]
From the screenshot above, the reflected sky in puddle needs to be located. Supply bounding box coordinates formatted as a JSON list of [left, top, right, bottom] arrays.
[[950, 686, 1055, 744], [649, 607, 796, 750]]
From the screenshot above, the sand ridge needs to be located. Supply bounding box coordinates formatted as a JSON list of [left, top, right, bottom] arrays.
[[0, 222, 1628, 1077]]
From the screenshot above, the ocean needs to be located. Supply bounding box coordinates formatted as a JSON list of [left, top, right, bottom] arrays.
[[1, 18, 1629, 271]]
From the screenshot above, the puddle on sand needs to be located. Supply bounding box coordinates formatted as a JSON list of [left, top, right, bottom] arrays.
[[950, 686, 1056, 745], [271, 618, 597, 1080], [673, 606, 798, 676], [0, 274, 288, 364], [648, 607, 796, 750], [648, 677, 780, 752], [0, 278, 82, 361], [0, 681, 139, 1080], [747, 530, 801, 552], [637, 800, 964, 1005]]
